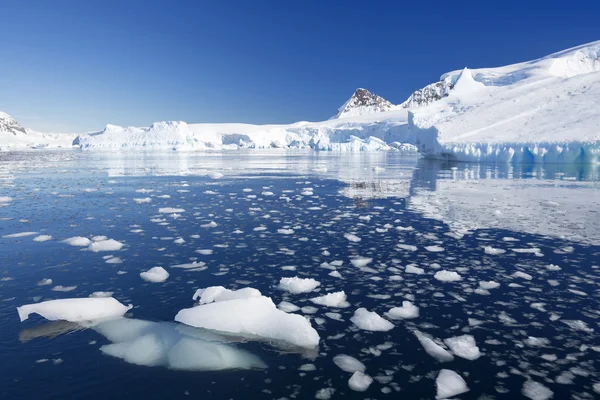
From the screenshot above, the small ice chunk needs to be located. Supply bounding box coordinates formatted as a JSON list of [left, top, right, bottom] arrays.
[[350, 257, 373, 268], [332, 354, 365, 373], [158, 207, 185, 213], [207, 171, 224, 179], [33, 235, 53, 242], [133, 197, 152, 204], [277, 301, 300, 313], [2, 231, 39, 238], [479, 281, 500, 290], [443, 335, 481, 360], [405, 264, 425, 275], [385, 301, 419, 320], [396, 243, 418, 251], [484, 246, 506, 255], [17, 297, 132, 322], [436, 369, 469, 399], [37, 278, 53, 286], [315, 388, 336, 400], [140, 267, 169, 283], [196, 249, 213, 255], [89, 291, 114, 298], [434, 270, 462, 282], [192, 286, 261, 304], [88, 239, 124, 252], [414, 331, 454, 362], [344, 233, 361, 242], [52, 285, 77, 292], [350, 308, 394, 331], [522, 380, 553, 400], [329, 271, 342, 278], [62, 236, 92, 247], [310, 291, 350, 308], [425, 245, 444, 252], [348, 371, 373, 392], [277, 228, 294, 235], [278, 277, 320, 294], [513, 271, 533, 280]]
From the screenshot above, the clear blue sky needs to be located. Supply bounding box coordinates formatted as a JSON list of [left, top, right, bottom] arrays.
[[1, 0, 598, 132]]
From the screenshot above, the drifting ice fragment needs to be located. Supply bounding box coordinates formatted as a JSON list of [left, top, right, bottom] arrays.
[[350, 308, 394, 331], [140, 267, 169, 283], [332, 354, 366, 373], [436, 369, 469, 399], [310, 291, 350, 308], [17, 297, 132, 322], [348, 371, 373, 392], [443, 335, 481, 360], [192, 286, 261, 304], [385, 301, 419, 319], [278, 277, 320, 294]]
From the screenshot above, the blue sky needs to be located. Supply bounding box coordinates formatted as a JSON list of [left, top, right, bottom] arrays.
[[1, 0, 598, 132]]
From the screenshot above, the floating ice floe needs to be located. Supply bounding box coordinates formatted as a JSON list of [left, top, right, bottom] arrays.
[[94, 318, 265, 371], [277, 301, 300, 313], [158, 207, 185, 213], [434, 270, 462, 282], [3, 231, 39, 238], [62, 236, 92, 247], [309, 291, 350, 308], [192, 286, 262, 304], [405, 264, 425, 274], [385, 301, 419, 319], [436, 369, 469, 399], [175, 295, 320, 349], [414, 331, 454, 362], [140, 267, 169, 283], [443, 335, 481, 360], [133, 197, 152, 204], [522, 379, 554, 400], [479, 280, 500, 290], [350, 308, 394, 331], [17, 297, 132, 322], [33, 235, 53, 242], [350, 257, 373, 268], [37, 278, 53, 286], [484, 246, 506, 255], [344, 233, 361, 242], [88, 238, 124, 252], [278, 277, 320, 294], [332, 354, 366, 373], [348, 371, 373, 392]]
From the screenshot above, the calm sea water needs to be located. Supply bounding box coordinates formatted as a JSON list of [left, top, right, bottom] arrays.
[[0, 151, 599, 399]]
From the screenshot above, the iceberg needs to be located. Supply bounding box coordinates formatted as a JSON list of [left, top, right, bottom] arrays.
[[17, 297, 132, 323], [174, 295, 320, 349]]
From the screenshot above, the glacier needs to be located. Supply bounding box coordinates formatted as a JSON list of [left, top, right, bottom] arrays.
[[2, 41, 599, 163]]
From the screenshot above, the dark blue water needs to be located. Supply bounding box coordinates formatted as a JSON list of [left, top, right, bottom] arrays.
[[0, 151, 599, 399]]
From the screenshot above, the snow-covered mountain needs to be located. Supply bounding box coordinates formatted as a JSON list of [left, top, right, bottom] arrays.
[[2, 41, 600, 163], [409, 41, 600, 163], [0, 112, 76, 150], [0, 111, 27, 135], [330, 88, 394, 119]]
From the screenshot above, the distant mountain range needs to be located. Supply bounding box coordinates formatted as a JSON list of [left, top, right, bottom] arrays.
[[2, 40, 599, 163]]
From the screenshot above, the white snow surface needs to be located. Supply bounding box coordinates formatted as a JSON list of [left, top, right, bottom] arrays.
[[17, 297, 132, 322], [409, 41, 600, 163], [174, 295, 320, 349]]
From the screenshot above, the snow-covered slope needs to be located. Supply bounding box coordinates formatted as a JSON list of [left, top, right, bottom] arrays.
[[408, 41, 600, 163], [75, 111, 415, 152], [330, 88, 394, 119], [3, 41, 600, 161], [0, 112, 76, 151]]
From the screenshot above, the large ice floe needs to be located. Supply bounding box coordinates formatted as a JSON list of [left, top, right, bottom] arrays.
[[17, 298, 132, 322], [175, 287, 320, 349]]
